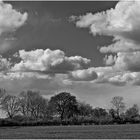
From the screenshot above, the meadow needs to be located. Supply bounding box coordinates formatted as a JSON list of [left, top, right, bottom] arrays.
[[0, 124, 140, 139]]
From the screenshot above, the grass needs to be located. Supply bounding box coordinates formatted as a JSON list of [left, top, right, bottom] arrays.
[[0, 124, 140, 139]]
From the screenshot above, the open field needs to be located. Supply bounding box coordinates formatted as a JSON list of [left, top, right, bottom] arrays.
[[0, 124, 140, 139]]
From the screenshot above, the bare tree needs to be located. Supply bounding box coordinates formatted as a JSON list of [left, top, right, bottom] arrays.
[[18, 91, 29, 117], [19, 90, 49, 119], [1, 95, 20, 118], [110, 96, 125, 119], [0, 88, 6, 105]]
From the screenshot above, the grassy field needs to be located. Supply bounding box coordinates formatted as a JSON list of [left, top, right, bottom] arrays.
[[0, 124, 140, 139]]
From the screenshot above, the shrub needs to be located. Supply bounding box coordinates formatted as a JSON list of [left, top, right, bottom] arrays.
[[0, 119, 20, 126]]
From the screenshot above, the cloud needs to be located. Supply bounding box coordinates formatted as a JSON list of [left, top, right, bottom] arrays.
[[100, 40, 140, 53], [0, 73, 71, 96], [71, 0, 140, 53], [0, 1, 28, 35], [0, 1, 28, 52], [1, 1, 140, 109], [106, 72, 133, 86], [68, 68, 97, 81], [93, 66, 140, 87], [95, 71, 138, 86], [93, 66, 114, 77], [12, 49, 91, 74], [67, 66, 134, 86], [0, 55, 11, 72], [114, 52, 140, 72], [1, 0, 140, 89], [103, 55, 117, 66], [71, 0, 140, 40], [0, 48, 92, 83], [70, 0, 140, 87], [0, 72, 52, 80]]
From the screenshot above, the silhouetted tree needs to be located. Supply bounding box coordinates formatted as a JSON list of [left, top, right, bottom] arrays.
[[49, 92, 78, 121]]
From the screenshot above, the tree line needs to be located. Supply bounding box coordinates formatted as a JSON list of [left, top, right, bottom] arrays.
[[0, 88, 140, 126]]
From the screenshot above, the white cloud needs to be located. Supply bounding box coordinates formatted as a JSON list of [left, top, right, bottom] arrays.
[[71, 0, 140, 53], [12, 49, 91, 74], [93, 66, 114, 77], [68, 68, 97, 81], [0, 72, 52, 80], [100, 40, 140, 53], [1, 0, 140, 89], [114, 52, 140, 72], [72, 0, 140, 40], [0, 1, 28, 34], [0, 1, 28, 52], [70, 0, 140, 87], [107, 72, 134, 86], [0, 55, 11, 71], [95, 71, 138, 86], [104, 55, 117, 66]]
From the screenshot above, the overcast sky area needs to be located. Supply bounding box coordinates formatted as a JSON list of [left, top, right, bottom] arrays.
[[1, 0, 140, 111]]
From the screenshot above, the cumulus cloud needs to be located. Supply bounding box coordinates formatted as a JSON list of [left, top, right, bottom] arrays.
[[1, 0, 140, 88], [95, 71, 137, 86], [71, 0, 140, 53], [93, 66, 114, 77], [100, 40, 140, 53], [0, 1, 28, 35], [104, 55, 117, 66], [0, 48, 92, 82], [12, 49, 91, 74], [114, 52, 140, 72], [107, 72, 134, 86], [68, 68, 97, 81], [0, 56, 11, 72], [0, 1, 28, 52], [70, 0, 140, 86], [132, 72, 140, 85], [93, 57, 140, 86], [71, 0, 140, 40]]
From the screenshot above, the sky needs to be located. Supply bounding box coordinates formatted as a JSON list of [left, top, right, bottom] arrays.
[[0, 0, 140, 111]]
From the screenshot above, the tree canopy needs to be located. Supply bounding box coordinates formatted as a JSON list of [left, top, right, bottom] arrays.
[[49, 92, 78, 121]]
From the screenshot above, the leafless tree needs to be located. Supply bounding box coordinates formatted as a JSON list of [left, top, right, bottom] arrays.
[[1, 95, 20, 118], [111, 96, 125, 119], [0, 88, 6, 105], [19, 90, 49, 119]]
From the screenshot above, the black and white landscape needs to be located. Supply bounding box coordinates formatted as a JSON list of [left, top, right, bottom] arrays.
[[0, 0, 140, 139]]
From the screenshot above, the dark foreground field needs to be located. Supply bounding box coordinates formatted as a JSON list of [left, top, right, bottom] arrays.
[[0, 124, 140, 139]]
